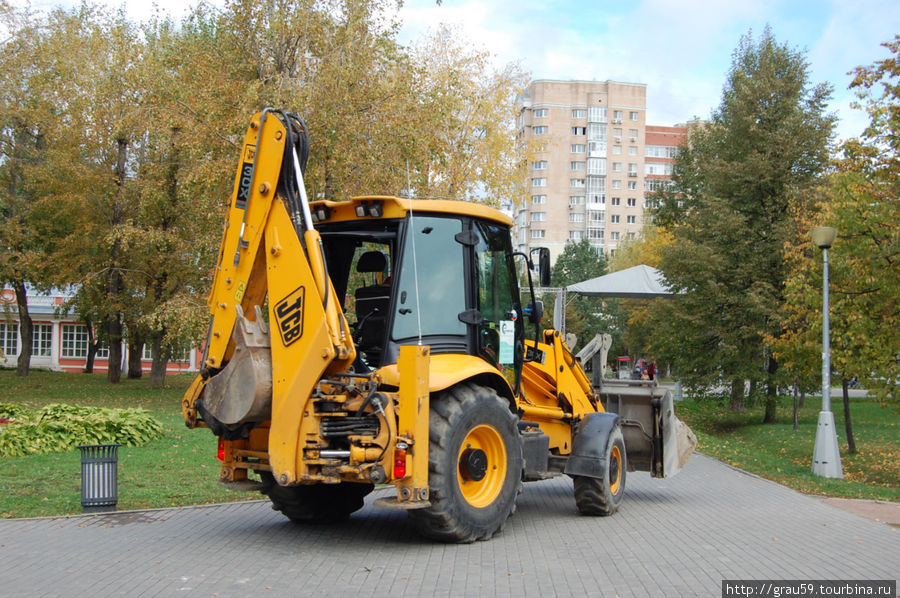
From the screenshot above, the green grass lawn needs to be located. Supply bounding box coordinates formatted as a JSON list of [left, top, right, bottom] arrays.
[[0, 368, 255, 518], [676, 393, 899, 502], [1, 369, 897, 519]]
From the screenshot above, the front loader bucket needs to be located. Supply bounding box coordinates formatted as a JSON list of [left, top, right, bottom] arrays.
[[598, 380, 697, 478]]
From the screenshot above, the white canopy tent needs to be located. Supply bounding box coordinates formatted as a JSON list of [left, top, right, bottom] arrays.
[[566, 264, 673, 299]]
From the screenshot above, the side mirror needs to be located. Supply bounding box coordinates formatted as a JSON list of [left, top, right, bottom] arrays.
[[530, 247, 551, 287], [524, 300, 543, 324], [539, 248, 550, 287]]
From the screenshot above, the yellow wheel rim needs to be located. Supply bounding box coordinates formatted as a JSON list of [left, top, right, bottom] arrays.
[[457, 424, 507, 508], [609, 444, 622, 495]]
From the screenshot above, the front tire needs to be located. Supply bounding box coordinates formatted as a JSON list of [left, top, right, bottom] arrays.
[[573, 425, 626, 516], [259, 472, 373, 523], [408, 383, 523, 543]]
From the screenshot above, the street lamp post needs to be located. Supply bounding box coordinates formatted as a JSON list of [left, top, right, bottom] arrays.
[[810, 227, 843, 478]]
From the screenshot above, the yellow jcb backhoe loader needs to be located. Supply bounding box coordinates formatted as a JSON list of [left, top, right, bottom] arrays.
[[182, 109, 696, 542]]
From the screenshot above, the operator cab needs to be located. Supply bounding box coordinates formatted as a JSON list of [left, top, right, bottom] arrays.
[[318, 211, 525, 382]]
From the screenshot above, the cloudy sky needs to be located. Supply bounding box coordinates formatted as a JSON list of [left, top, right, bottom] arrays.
[[29, 0, 900, 141]]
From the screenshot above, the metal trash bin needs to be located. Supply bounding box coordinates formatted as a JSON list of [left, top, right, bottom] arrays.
[[78, 444, 121, 513]]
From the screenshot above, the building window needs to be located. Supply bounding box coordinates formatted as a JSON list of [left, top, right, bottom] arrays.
[[610, 215, 620, 224], [627, 215, 636, 224], [612, 162, 622, 172], [627, 181, 637, 190], [647, 179, 675, 192], [589, 106, 607, 122], [588, 193, 605, 205], [627, 198, 637, 207], [612, 180, 622, 189], [533, 126, 548, 135], [532, 160, 547, 170], [645, 163, 674, 175], [570, 231, 583, 240], [611, 231, 620, 241], [571, 127, 586, 136], [611, 197, 621, 206], [570, 196, 585, 205], [61, 324, 88, 358], [629, 111, 638, 121], [587, 158, 605, 175], [532, 195, 547, 204], [627, 232, 636, 239], [613, 110, 623, 122], [612, 145, 622, 155], [534, 108, 548, 118], [629, 146, 637, 156], [628, 163, 638, 176], [531, 229, 545, 239], [32, 323, 52, 357], [570, 161, 585, 171], [570, 178, 586, 188], [589, 229, 604, 240], [569, 213, 585, 223], [646, 145, 679, 158], [588, 141, 606, 155], [532, 178, 546, 187], [571, 144, 586, 153], [531, 212, 546, 222], [629, 129, 638, 142], [613, 128, 623, 142], [0, 322, 18, 356], [571, 109, 586, 119]]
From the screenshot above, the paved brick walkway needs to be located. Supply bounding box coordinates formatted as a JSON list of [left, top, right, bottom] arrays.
[[0, 454, 896, 597]]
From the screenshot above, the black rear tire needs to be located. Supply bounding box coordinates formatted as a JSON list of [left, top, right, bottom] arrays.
[[408, 383, 523, 543], [573, 425, 626, 516], [259, 472, 373, 523]]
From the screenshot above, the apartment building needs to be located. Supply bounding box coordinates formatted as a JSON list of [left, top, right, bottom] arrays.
[[644, 124, 689, 207], [515, 80, 688, 264]]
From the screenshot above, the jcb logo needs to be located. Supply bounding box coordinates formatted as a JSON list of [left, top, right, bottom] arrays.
[[274, 287, 304, 347]]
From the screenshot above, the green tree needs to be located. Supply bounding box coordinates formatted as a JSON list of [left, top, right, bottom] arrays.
[[779, 36, 900, 415], [651, 28, 835, 419], [0, 3, 56, 376]]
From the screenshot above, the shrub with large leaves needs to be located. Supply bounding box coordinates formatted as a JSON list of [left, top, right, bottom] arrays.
[[0, 403, 164, 457]]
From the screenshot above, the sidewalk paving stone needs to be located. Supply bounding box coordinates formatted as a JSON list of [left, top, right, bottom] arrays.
[[0, 454, 896, 597]]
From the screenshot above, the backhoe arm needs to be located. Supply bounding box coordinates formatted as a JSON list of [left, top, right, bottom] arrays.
[[182, 110, 355, 484]]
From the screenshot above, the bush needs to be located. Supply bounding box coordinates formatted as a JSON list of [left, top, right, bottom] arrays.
[[0, 403, 164, 457]]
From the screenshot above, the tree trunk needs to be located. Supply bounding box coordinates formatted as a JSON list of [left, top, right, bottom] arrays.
[[763, 355, 778, 424], [841, 378, 856, 454], [13, 280, 32, 376], [127, 334, 144, 379], [106, 314, 123, 384], [83, 320, 97, 374], [729, 378, 744, 411], [792, 378, 799, 431], [799, 389, 805, 408], [106, 136, 128, 385], [148, 333, 170, 388]]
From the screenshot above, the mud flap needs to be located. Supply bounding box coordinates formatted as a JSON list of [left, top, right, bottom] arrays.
[[564, 412, 619, 479]]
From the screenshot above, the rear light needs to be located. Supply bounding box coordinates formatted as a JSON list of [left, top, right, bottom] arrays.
[[216, 437, 225, 462], [393, 442, 408, 479]]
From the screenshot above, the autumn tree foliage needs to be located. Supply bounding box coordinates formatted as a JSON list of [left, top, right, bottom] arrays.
[[650, 28, 835, 420], [0, 0, 529, 382], [778, 37, 900, 409]]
